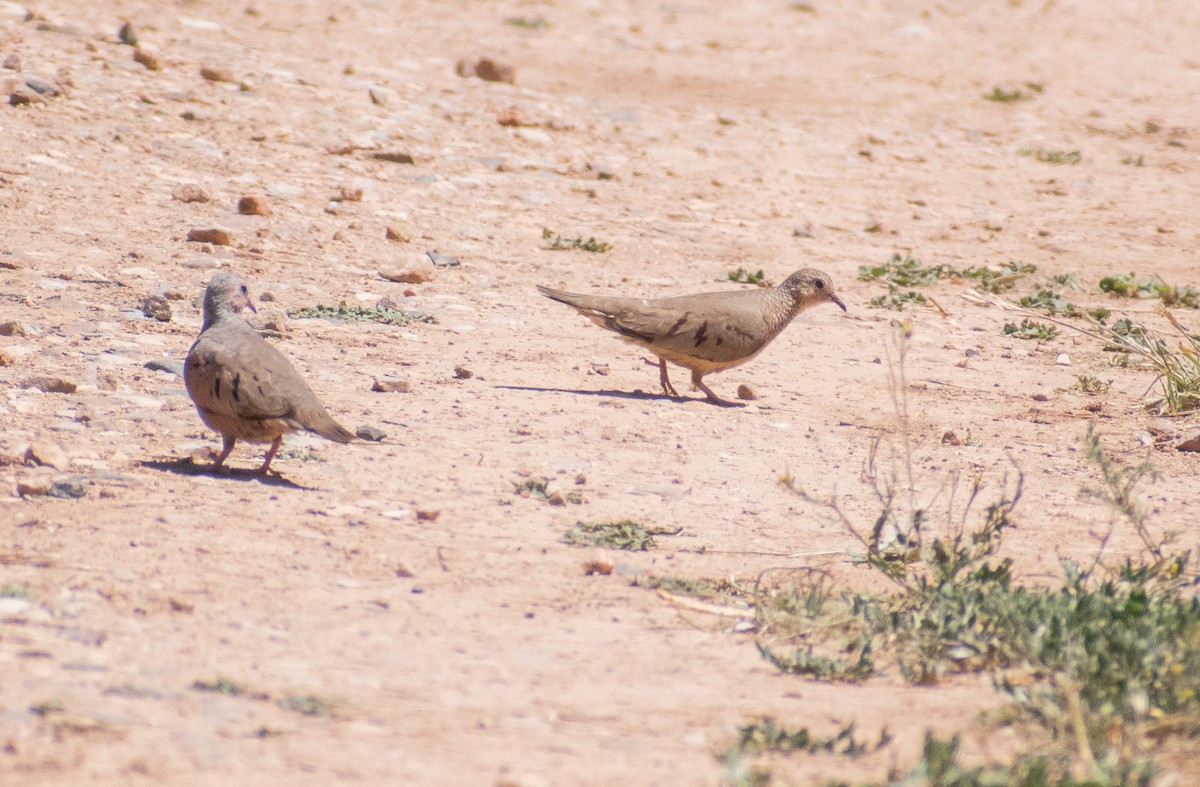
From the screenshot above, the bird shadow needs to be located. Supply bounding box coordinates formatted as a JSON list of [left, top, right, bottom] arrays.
[[139, 457, 312, 490], [494, 384, 740, 406]]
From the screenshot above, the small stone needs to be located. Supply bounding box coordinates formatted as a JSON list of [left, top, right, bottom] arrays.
[[368, 85, 395, 106], [337, 186, 363, 202], [47, 480, 86, 499], [453, 365, 474, 380], [172, 183, 210, 203], [792, 222, 814, 238], [187, 228, 233, 245], [163, 287, 185, 301], [395, 564, 414, 578], [371, 378, 411, 393], [497, 107, 527, 127], [0, 349, 12, 366], [0, 320, 28, 336], [1031, 393, 1049, 402], [1177, 432, 1200, 453], [416, 509, 440, 522], [426, 250, 459, 267], [474, 57, 515, 83], [355, 425, 386, 442], [133, 45, 161, 71], [1055, 353, 1071, 366], [370, 151, 415, 165], [379, 266, 433, 284], [200, 65, 236, 83], [736, 384, 757, 401], [2, 53, 19, 70], [237, 194, 272, 216], [24, 443, 69, 470], [1135, 431, 1155, 448], [144, 359, 185, 376], [24, 77, 60, 97], [16, 478, 52, 498], [384, 222, 414, 242], [547, 492, 566, 507], [941, 430, 962, 446], [117, 21, 137, 46], [140, 294, 171, 321], [24, 376, 77, 394], [252, 305, 290, 334]]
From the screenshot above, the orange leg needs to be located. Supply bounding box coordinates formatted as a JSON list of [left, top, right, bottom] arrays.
[[643, 357, 679, 397], [212, 435, 236, 471], [692, 370, 744, 408], [254, 436, 284, 476]]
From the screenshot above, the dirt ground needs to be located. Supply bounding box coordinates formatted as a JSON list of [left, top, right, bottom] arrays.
[[2, 0, 1199, 784]]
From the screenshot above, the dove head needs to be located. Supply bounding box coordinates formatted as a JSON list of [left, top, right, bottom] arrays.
[[779, 268, 846, 314], [202, 270, 256, 330]]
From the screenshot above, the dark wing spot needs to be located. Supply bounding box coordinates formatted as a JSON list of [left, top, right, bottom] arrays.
[[715, 335, 724, 346], [231, 373, 241, 403], [213, 377, 221, 398], [666, 316, 689, 337], [693, 321, 709, 347], [257, 385, 266, 396]]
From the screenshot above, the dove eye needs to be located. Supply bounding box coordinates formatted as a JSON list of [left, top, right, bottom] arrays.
[[240, 285, 248, 295], [814, 279, 826, 289]]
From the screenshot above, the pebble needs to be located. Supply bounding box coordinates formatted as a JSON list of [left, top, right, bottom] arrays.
[[384, 222, 414, 242], [355, 425, 386, 442], [25, 442, 69, 469], [117, 21, 138, 46], [1178, 432, 1200, 453], [133, 45, 162, 71], [370, 151, 415, 165], [337, 186, 364, 202], [0, 3, 30, 22], [0, 349, 11, 366], [2, 53, 19, 70], [237, 194, 272, 216], [16, 476, 52, 497], [187, 228, 233, 245], [426, 250, 459, 267], [0, 320, 28, 336], [941, 430, 963, 446], [1055, 353, 1071, 366], [415, 510, 440, 522], [792, 222, 814, 238], [371, 378, 410, 393], [473, 57, 515, 83], [735, 384, 757, 400], [453, 365, 474, 380], [379, 265, 433, 284], [145, 359, 185, 376], [172, 183, 210, 203], [199, 65, 236, 83], [24, 376, 77, 394], [140, 294, 172, 322], [368, 86, 395, 106], [47, 480, 87, 499], [514, 127, 551, 145]]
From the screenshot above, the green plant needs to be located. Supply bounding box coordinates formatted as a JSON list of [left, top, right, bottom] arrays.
[[957, 261, 1036, 294], [726, 268, 769, 287], [1074, 374, 1111, 394], [278, 694, 331, 716], [562, 520, 679, 551], [858, 253, 954, 287], [984, 83, 1043, 103], [288, 302, 437, 325], [1019, 288, 1080, 317], [750, 326, 1200, 781], [1019, 148, 1082, 164], [1121, 155, 1145, 167], [191, 678, 249, 696], [505, 15, 550, 29], [0, 583, 30, 599], [1094, 313, 1200, 414], [868, 289, 927, 310], [542, 227, 611, 253], [1003, 319, 1058, 340], [513, 476, 583, 505]]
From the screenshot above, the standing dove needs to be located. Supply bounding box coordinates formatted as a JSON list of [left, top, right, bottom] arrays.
[[536, 268, 846, 406], [184, 270, 355, 475]]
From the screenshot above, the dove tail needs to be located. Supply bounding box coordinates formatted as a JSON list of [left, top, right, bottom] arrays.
[[535, 285, 583, 306], [309, 414, 356, 443]]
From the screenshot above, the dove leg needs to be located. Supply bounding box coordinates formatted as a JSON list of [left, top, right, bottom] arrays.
[[255, 436, 284, 476], [692, 370, 744, 408], [212, 435, 236, 471], [655, 358, 679, 397]]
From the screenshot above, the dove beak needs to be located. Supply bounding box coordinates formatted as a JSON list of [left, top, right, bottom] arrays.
[[830, 293, 847, 312]]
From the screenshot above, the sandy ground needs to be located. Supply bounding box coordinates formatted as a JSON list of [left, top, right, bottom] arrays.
[[2, 0, 1199, 783]]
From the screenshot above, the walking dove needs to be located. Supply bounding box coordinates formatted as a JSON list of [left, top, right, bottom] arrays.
[[184, 271, 355, 475], [536, 268, 846, 406]]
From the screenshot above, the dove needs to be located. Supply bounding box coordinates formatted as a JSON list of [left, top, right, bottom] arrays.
[[536, 268, 846, 406], [184, 271, 355, 475]]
